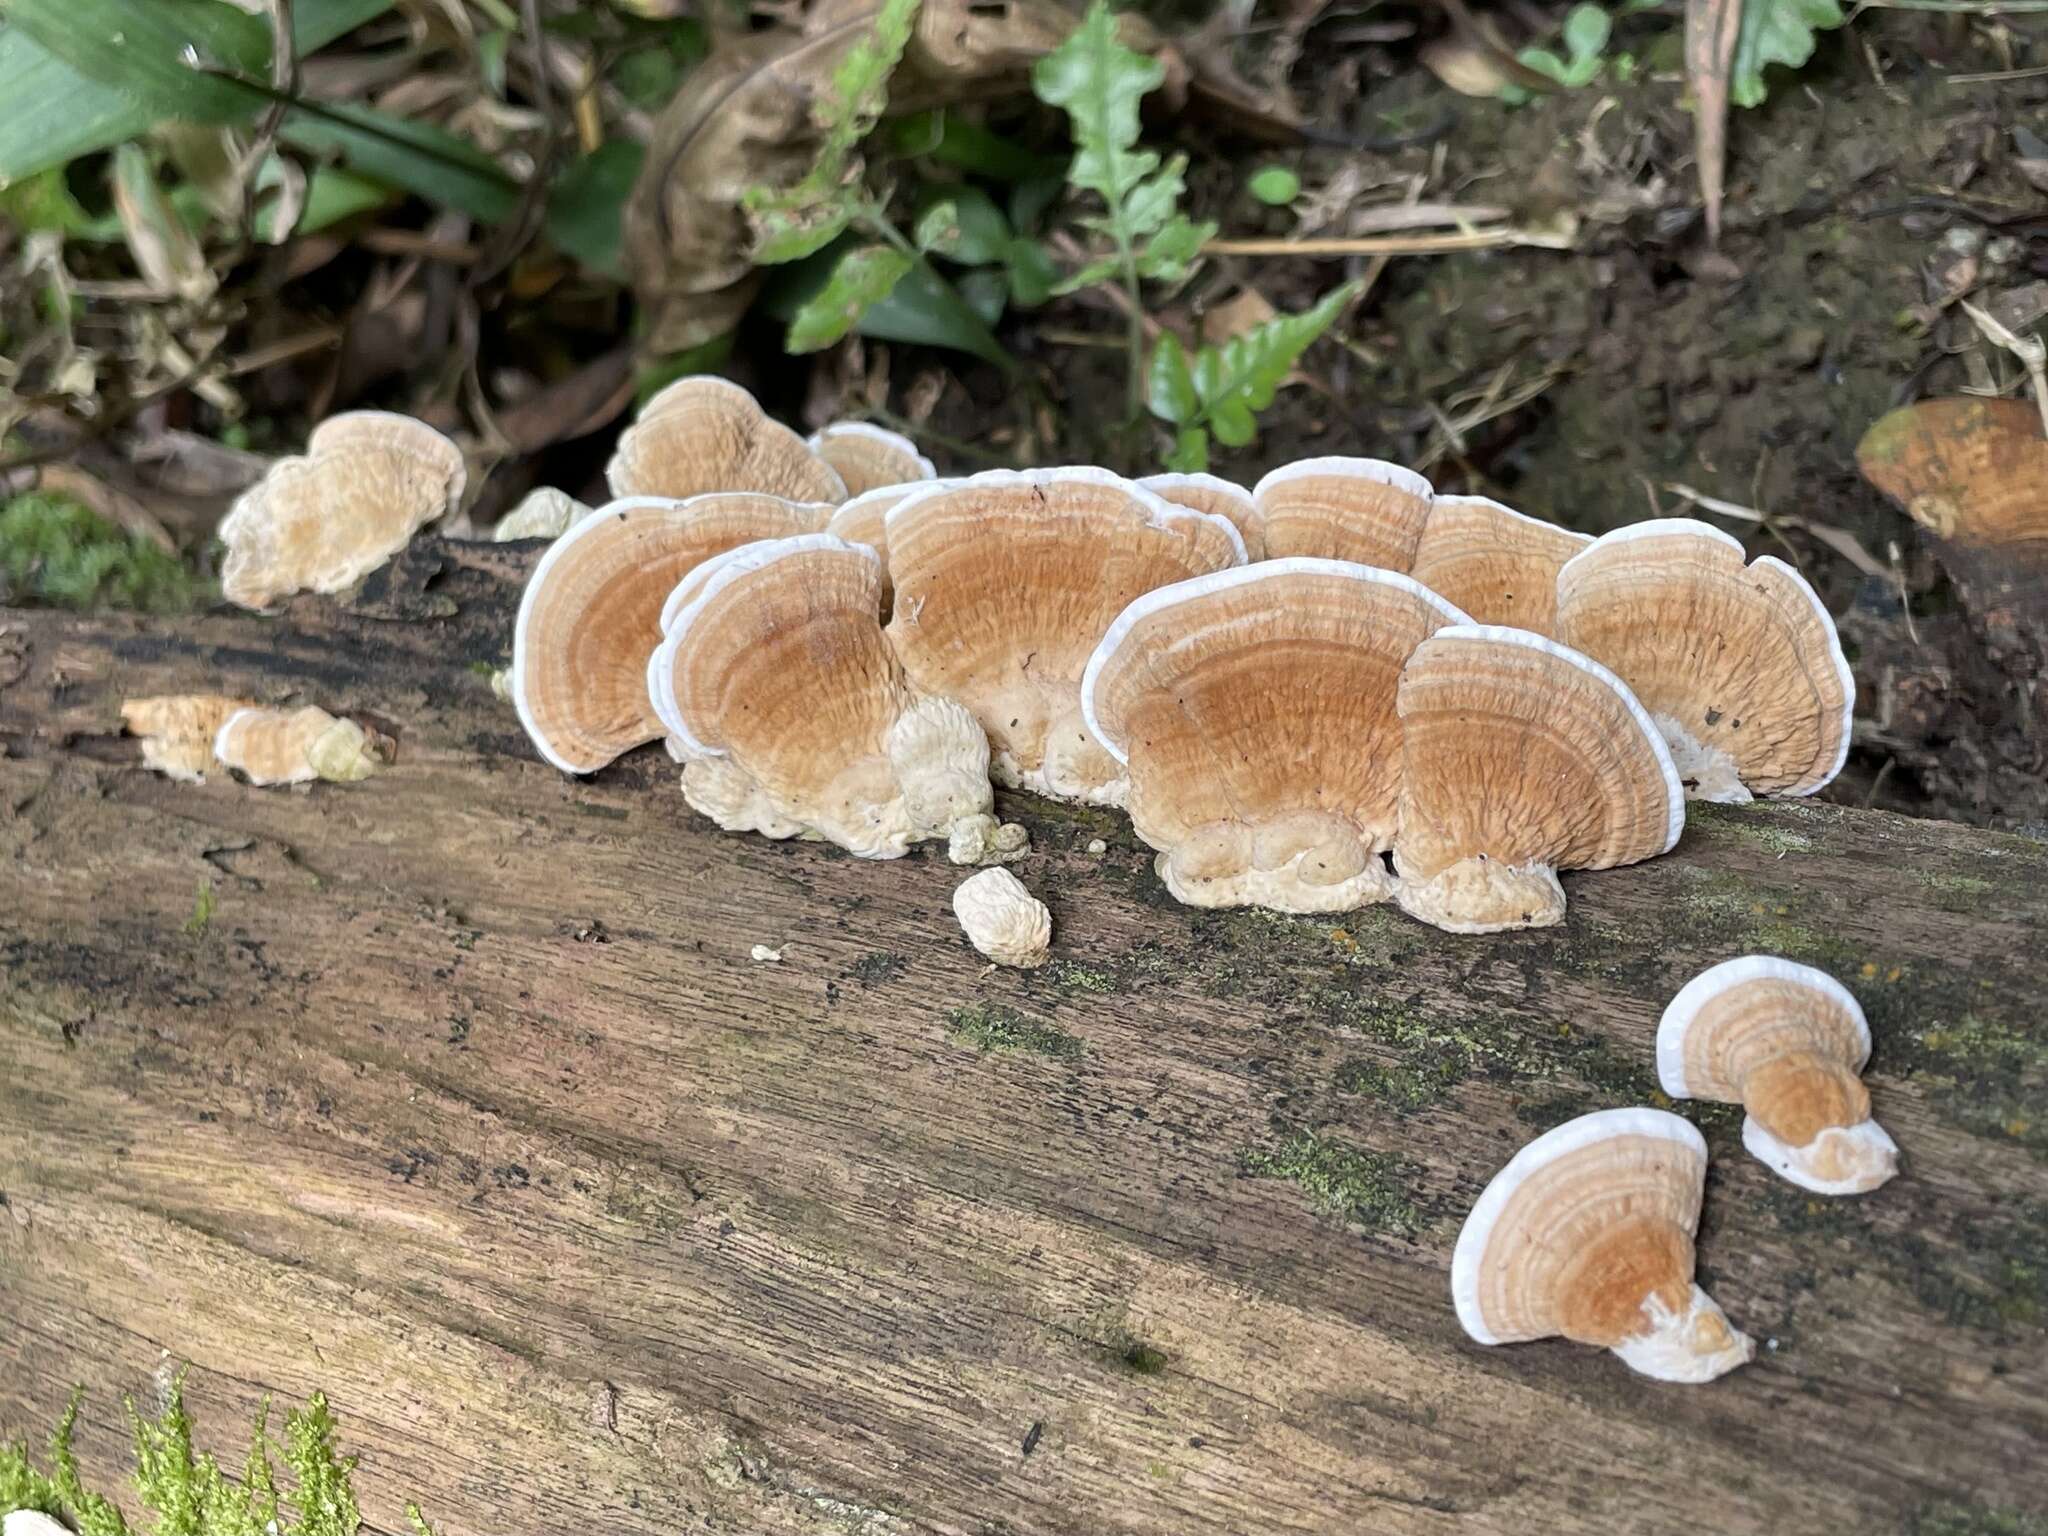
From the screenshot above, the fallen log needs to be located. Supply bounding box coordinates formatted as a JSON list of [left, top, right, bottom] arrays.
[[1, 539, 2043, 1535]]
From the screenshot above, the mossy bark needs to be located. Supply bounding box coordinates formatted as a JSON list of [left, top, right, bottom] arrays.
[[1, 541, 2044, 1535]]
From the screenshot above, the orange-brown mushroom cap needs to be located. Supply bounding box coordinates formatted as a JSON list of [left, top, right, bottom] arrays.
[[1139, 473, 1264, 561], [218, 411, 465, 609], [1394, 625, 1684, 934], [883, 468, 1246, 805], [824, 481, 954, 619], [1856, 395, 2048, 553], [1554, 518, 1854, 802], [808, 422, 937, 496], [511, 492, 833, 774], [1253, 457, 1435, 570], [1452, 1107, 1753, 1383], [606, 376, 847, 504], [1411, 495, 1591, 635], [1080, 559, 1469, 911]]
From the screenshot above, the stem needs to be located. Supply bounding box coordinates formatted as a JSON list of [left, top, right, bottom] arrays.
[[1116, 231, 1145, 427]]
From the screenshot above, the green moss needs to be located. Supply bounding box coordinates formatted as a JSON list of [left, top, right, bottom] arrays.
[[1674, 869, 1862, 971], [1045, 959, 1118, 995], [946, 1003, 1083, 1062], [847, 950, 906, 987], [1891, 1009, 2047, 1155], [1911, 1502, 2048, 1536], [183, 878, 217, 937], [1238, 1128, 1425, 1236], [1332, 1051, 1467, 1113], [0, 494, 205, 612], [1684, 803, 1816, 856], [1119, 1341, 1169, 1375]]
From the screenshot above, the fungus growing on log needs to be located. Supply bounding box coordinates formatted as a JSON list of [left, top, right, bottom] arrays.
[[606, 376, 846, 504], [215, 706, 379, 786], [883, 468, 1245, 806], [1658, 956, 1899, 1195], [1410, 495, 1591, 635], [1139, 472, 1264, 561], [218, 412, 465, 609], [1252, 457, 1434, 569], [494, 488, 592, 542], [653, 534, 1022, 860], [825, 481, 955, 619], [1394, 625, 1683, 934], [808, 421, 937, 495], [1453, 1107, 1755, 1384], [1554, 519, 1853, 803], [122, 694, 256, 782], [952, 867, 1052, 968], [1081, 559, 1467, 911], [511, 492, 833, 775]]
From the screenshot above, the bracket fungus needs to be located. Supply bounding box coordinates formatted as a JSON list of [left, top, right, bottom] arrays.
[[1856, 396, 2047, 555], [605, 376, 847, 504], [952, 867, 1052, 968], [214, 706, 380, 786], [884, 468, 1246, 806], [511, 492, 833, 775], [1252, 457, 1434, 569], [1658, 956, 1899, 1195], [1081, 559, 1468, 911], [1410, 495, 1591, 635], [808, 421, 937, 496], [1393, 625, 1683, 934], [218, 412, 466, 609], [824, 480, 956, 619], [494, 487, 593, 542], [1139, 472, 1264, 561], [1554, 519, 1854, 803], [122, 694, 257, 783], [1453, 1108, 1754, 1384], [652, 534, 1022, 861]]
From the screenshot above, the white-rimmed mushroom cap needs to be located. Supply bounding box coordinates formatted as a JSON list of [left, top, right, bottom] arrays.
[[1080, 559, 1468, 912], [1452, 1107, 1753, 1384], [808, 421, 937, 496], [1394, 625, 1684, 934], [1555, 518, 1854, 802], [511, 492, 834, 775], [883, 467, 1245, 806], [218, 411, 465, 609], [1139, 472, 1264, 561], [657, 534, 1015, 859], [1253, 457, 1434, 570], [824, 479, 960, 619], [1411, 495, 1591, 635], [1658, 955, 1897, 1196], [952, 867, 1052, 968], [606, 376, 847, 503]]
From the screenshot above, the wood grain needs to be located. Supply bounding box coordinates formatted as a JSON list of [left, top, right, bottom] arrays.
[[2, 541, 2044, 1535]]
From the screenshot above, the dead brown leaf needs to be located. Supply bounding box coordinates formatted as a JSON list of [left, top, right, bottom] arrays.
[[1201, 288, 1277, 347], [1685, 0, 1741, 246]]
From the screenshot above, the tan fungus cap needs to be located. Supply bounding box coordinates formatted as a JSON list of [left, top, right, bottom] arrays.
[[122, 694, 256, 783], [884, 468, 1245, 806], [1252, 457, 1434, 570], [512, 492, 833, 775], [1139, 472, 1264, 561], [218, 412, 465, 609], [214, 706, 378, 786], [1554, 518, 1854, 803], [824, 480, 955, 620], [1658, 955, 1897, 1196], [1410, 494, 1591, 635], [1452, 1108, 1753, 1384], [1856, 396, 2048, 551], [808, 421, 937, 496], [1080, 559, 1468, 912], [606, 376, 847, 504], [1394, 625, 1683, 934], [494, 487, 593, 542]]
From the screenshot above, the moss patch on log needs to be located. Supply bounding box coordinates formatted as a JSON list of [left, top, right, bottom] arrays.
[[1238, 1128, 1427, 1237], [946, 1003, 1084, 1062]]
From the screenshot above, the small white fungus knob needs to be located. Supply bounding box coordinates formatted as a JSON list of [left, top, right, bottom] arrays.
[[952, 868, 1051, 969]]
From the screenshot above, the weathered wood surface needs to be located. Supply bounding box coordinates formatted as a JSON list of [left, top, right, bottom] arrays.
[[2, 540, 2044, 1536]]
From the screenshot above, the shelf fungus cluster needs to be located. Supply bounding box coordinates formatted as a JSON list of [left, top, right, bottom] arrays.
[[124, 697, 385, 786], [511, 391, 1854, 936]]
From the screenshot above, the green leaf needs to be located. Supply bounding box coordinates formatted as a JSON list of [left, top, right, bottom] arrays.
[[278, 104, 519, 223], [914, 185, 1012, 265], [1004, 237, 1058, 308], [0, 166, 91, 233], [1032, 1, 1164, 212], [751, 197, 858, 265], [1146, 332, 1198, 423], [1731, 0, 1845, 109], [1247, 166, 1299, 206], [1562, 4, 1612, 66], [787, 243, 913, 353], [1136, 214, 1213, 283], [856, 260, 1008, 361], [1147, 280, 1359, 449], [887, 110, 1061, 182], [1165, 424, 1208, 473], [545, 139, 645, 276]]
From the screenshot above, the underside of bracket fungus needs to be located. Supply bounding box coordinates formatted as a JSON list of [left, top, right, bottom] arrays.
[[1082, 560, 1467, 911], [1253, 457, 1434, 569], [808, 421, 937, 496], [606, 376, 847, 504], [215, 706, 380, 786], [122, 694, 257, 783], [1659, 956, 1898, 1195], [653, 534, 1022, 861], [884, 469, 1246, 805], [1139, 473, 1264, 561], [1394, 625, 1683, 934], [952, 867, 1052, 967], [512, 492, 833, 774], [1410, 495, 1591, 635], [218, 412, 465, 609], [1554, 519, 1853, 803], [1453, 1108, 1754, 1384]]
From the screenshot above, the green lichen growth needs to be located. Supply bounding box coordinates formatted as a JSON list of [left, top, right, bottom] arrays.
[[1045, 960, 1117, 995], [1684, 803, 1816, 856], [846, 951, 906, 987], [1893, 1009, 2047, 1155], [1911, 1502, 2048, 1536], [1118, 1341, 1168, 1375], [0, 494, 204, 613], [0, 1376, 434, 1536], [1238, 1128, 1425, 1237], [1674, 869, 1862, 971], [945, 1003, 1083, 1062], [1918, 871, 1996, 913], [183, 880, 217, 938]]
